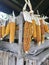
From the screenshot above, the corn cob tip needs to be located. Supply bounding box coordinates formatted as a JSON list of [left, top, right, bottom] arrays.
[[25, 51, 28, 54], [2, 35, 6, 38], [32, 37, 34, 40], [0, 38, 3, 40], [10, 42, 12, 44], [47, 30, 49, 33], [10, 41, 14, 44], [3, 34, 6, 38], [38, 42, 41, 46], [42, 41, 44, 44]]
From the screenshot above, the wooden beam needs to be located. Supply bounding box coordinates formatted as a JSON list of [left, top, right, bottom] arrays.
[[3, 0, 21, 12]]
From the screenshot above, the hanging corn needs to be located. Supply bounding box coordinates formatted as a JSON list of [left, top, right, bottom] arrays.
[[36, 17, 41, 46], [23, 22, 32, 53], [9, 12, 16, 43], [23, 11, 32, 53], [40, 19, 45, 43], [5, 22, 10, 36], [2, 20, 6, 38], [32, 19, 36, 41], [44, 22, 49, 33]]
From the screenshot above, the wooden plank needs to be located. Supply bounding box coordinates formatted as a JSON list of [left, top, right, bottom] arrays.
[[17, 58, 24, 65], [3, 52, 8, 65], [0, 51, 3, 65], [18, 13, 23, 57], [8, 54, 15, 65]]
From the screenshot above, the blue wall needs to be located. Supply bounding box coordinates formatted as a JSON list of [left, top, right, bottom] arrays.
[[0, 2, 19, 15]]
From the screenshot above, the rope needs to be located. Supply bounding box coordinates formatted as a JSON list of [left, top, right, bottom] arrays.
[[23, 0, 33, 12]]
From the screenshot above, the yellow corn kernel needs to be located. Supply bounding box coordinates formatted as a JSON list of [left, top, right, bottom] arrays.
[[2, 26, 5, 38], [10, 22, 16, 43], [0, 26, 2, 38], [5, 23, 10, 36], [36, 25, 41, 46]]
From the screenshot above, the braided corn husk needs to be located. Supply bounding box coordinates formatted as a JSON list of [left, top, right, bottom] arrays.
[[23, 22, 32, 52], [10, 22, 16, 43]]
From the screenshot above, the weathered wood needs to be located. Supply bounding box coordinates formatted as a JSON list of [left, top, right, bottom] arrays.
[[0, 51, 3, 65], [16, 58, 24, 65], [3, 52, 8, 65], [8, 53, 15, 65]]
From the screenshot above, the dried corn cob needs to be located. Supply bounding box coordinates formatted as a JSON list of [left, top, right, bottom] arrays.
[[44, 22, 49, 33], [2, 26, 5, 38], [40, 19, 45, 43], [40, 19, 45, 34], [23, 22, 32, 53], [36, 25, 41, 46], [36, 17, 41, 46], [10, 22, 16, 43], [5, 24, 18, 37], [5, 23, 10, 36], [0, 26, 2, 39], [41, 35, 45, 43], [1, 20, 6, 38], [32, 20, 36, 40]]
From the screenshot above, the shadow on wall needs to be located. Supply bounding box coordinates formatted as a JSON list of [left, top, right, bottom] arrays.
[[0, 2, 19, 15]]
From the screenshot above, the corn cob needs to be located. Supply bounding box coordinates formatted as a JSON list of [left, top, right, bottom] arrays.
[[5, 23, 10, 36], [36, 24, 41, 46], [2, 26, 6, 38], [10, 22, 16, 43], [41, 35, 45, 43], [44, 23, 49, 33], [40, 19, 45, 34], [5, 24, 18, 37], [23, 22, 32, 53], [40, 19, 45, 43], [0, 26, 2, 39], [32, 20, 36, 40]]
